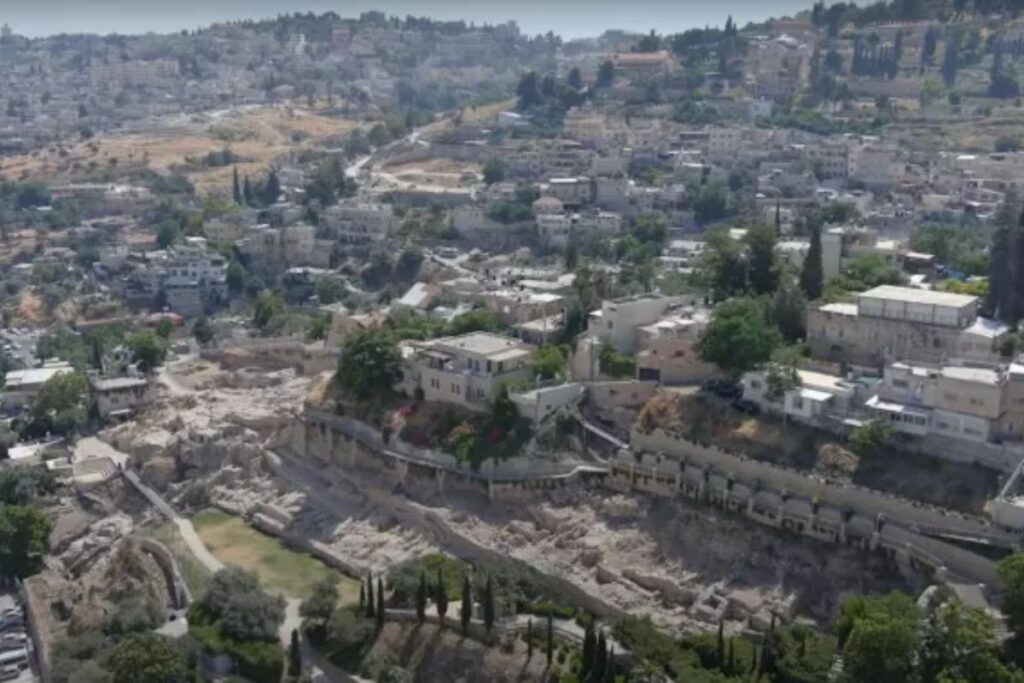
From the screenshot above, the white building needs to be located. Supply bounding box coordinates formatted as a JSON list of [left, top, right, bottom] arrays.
[[89, 375, 151, 420], [590, 294, 699, 355], [321, 202, 395, 245], [400, 333, 535, 411], [742, 368, 858, 426], [2, 361, 74, 412]]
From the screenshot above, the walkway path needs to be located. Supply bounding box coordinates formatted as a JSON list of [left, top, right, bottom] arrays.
[[124, 467, 304, 645], [122, 470, 225, 575]]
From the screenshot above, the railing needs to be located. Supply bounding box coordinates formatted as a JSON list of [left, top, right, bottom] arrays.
[[304, 409, 607, 483]]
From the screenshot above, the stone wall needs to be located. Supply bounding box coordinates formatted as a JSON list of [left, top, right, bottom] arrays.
[[20, 578, 50, 683], [137, 536, 192, 609], [588, 381, 657, 411], [631, 427, 1007, 541]]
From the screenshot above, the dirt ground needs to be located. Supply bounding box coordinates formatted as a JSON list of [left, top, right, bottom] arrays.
[[366, 622, 548, 683], [0, 106, 359, 194], [636, 392, 998, 515]]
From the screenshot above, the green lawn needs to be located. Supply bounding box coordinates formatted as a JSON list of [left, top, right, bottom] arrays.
[[191, 509, 359, 602]]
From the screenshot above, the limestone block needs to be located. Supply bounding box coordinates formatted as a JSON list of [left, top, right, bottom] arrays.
[[141, 456, 176, 491], [596, 564, 618, 584], [579, 546, 603, 568]]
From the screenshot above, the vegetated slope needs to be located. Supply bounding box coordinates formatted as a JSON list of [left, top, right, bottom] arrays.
[[365, 622, 547, 683]]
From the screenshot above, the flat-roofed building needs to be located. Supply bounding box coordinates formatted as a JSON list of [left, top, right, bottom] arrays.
[[400, 332, 535, 410], [807, 286, 1010, 369], [2, 361, 74, 412], [89, 375, 151, 420], [866, 361, 1023, 443]]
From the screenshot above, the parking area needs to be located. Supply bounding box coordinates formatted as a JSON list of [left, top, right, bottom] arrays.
[[0, 593, 37, 683], [1, 328, 39, 370]]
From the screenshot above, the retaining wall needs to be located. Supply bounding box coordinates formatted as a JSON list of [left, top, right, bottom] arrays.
[[631, 428, 1011, 542], [137, 536, 192, 609]]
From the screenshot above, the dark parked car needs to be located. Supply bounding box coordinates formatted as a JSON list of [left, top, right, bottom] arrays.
[[702, 379, 742, 399], [731, 398, 760, 415]]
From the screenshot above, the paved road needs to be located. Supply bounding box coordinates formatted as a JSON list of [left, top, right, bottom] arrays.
[[1, 328, 40, 369]]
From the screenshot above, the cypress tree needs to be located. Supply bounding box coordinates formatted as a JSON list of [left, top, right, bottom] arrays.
[[800, 223, 824, 300], [416, 571, 427, 623], [942, 40, 959, 88], [263, 168, 281, 205], [359, 583, 365, 612], [716, 620, 725, 668], [436, 570, 448, 623], [762, 631, 777, 677], [727, 638, 735, 674], [774, 200, 782, 234], [243, 175, 253, 205], [365, 573, 375, 618], [604, 647, 615, 683], [288, 628, 301, 677], [527, 618, 533, 659], [546, 613, 553, 664], [232, 166, 241, 204], [594, 631, 607, 681], [582, 624, 595, 679], [376, 578, 385, 632], [460, 575, 472, 634], [483, 575, 495, 632], [987, 204, 1024, 325]]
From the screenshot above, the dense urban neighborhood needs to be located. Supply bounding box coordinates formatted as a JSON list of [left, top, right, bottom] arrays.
[[10, 1, 1024, 682]]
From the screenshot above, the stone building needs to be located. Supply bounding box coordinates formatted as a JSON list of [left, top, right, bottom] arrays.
[[399, 332, 535, 410], [807, 286, 1010, 370]]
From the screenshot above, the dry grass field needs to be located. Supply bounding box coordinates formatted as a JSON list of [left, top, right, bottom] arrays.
[[0, 106, 361, 194], [192, 508, 360, 601]]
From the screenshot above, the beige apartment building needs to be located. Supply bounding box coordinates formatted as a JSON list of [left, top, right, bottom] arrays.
[[867, 361, 1024, 444], [400, 333, 535, 411], [808, 286, 1010, 370], [89, 375, 151, 420]]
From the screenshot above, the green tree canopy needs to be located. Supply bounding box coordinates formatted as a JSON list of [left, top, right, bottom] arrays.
[[0, 505, 52, 578], [192, 316, 214, 345], [745, 224, 779, 295], [697, 297, 782, 376], [799, 224, 824, 300], [998, 552, 1024, 638], [482, 158, 507, 185], [534, 345, 567, 380], [336, 328, 402, 399], [919, 600, 1016, 683], [127, 330, 167, 372], [837, 592, 921, 683], [253, 290, 286, 330], [31, 371, 87, 435], [198, 567, 285, 642], [106, 633, 191, 683], [300, 577, 339, 629]]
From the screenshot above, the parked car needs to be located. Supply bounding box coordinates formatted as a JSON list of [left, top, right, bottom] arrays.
[[702, 379, 742, 400], [732, 399, 760, 415]]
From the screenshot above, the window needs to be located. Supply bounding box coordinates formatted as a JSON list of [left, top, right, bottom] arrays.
[[791, 396, 804, 410], [607, 321, 613, 330], [497, 362, 504, 372], [892, 379, 908, 389], [750, 380, 763, 390], [944, 393, 958, 403]]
